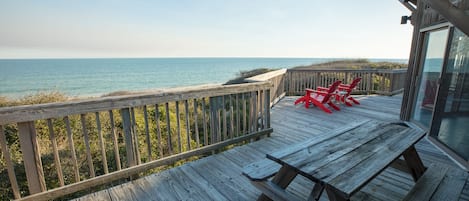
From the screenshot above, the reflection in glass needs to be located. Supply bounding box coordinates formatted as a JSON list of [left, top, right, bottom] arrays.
[[412, 29, 448, 127], [431, 28, 469, 160]]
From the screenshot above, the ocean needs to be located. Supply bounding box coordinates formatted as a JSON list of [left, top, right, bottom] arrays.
[[0, 58, 407, 98]]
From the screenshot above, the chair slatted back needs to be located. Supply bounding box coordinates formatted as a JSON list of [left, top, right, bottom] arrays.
[[322, 80, 342, 103], [342, 77, 362, 96]]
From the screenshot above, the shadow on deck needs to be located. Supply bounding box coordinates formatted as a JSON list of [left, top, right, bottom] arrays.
[[76, 95, 469, 201]]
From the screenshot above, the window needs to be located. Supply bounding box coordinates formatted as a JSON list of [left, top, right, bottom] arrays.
[[411, 28, 449, 127], [430, 28, 469, 161]]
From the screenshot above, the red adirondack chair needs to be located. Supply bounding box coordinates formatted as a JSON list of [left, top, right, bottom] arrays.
[[294, 80, 342, 113], [336, 77, 362, 106]]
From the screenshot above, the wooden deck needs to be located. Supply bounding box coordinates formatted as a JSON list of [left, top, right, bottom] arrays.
[[75, 95, 469, 201]]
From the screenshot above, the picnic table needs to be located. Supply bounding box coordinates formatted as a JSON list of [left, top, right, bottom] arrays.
[[243, 120, 427, 201]]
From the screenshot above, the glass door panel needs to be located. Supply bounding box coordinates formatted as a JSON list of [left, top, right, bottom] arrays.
[[412, 29, 449, 127], [430, 28, 469, 161]]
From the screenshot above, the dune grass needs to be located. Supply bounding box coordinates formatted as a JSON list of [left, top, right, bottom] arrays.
[[292, 59, 407, 70]]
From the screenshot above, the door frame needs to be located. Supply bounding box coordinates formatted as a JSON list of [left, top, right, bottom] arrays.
[[426, 26, 469, 169], [409, 24, 451, 129]]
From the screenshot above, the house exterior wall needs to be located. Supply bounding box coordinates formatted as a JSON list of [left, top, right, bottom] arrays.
[[400, 0, 469, 168], [400, 0, 469, 120]]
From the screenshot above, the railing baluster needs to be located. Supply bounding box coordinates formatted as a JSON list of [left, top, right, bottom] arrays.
[[184, 100, 191, 150], [165, 103, 173, 155], [80, 114, 95, 178], [315, 72, 320, 90], [265, 89, 271, 131], [130, 108, 141, 165], [47, 119, 64, 186], [235, 94, 240, 137], [242, 93, 247, 134], [222, 95, 227, 140], [193, 99, 200, 148], [253, 91, 258, 132], [154, 104, 163, 158], [65, 116, 80, 182], [368, 73, 373, 93], [108, 110, 121, 170], [175, 101, 182, 153], [229, 95, 234, 139], [217, 104, 222, 142], [143, 106, 152, 161], [259, 90, 263, 130], [249, 92, 254, 133], [95, 112, 108, 174], [202, 98, 208, 146], [0, 125, 21, 199]]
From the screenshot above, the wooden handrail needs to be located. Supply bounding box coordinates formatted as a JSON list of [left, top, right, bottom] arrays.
[[246, 69, 287, 107], [0, 82, 271, 125], [285, 68, 407, 96]]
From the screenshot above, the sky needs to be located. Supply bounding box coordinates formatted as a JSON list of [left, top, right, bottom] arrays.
[[0, 1, 414, 59]]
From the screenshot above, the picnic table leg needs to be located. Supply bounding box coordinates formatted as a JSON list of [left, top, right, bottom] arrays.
[[402, 146, 426, 181], [325, 185, 349, 201], [307, 182, 324, 201], [257, 165, 298, 201]]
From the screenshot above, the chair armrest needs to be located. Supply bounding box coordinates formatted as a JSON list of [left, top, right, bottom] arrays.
[[305, 88, 315, 92], [308, 89, 329, 95], [317, 86, 329, 91], [339, 84, 351, 87], [338, 86, 350, 90]]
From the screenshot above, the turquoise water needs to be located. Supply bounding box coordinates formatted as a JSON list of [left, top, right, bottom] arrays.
[[0, 58, 406, 98]]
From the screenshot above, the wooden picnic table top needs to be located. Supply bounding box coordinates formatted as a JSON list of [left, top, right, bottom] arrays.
[[245, 119, 427, 201]]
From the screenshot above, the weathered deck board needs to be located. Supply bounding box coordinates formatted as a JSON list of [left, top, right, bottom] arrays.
[[75, 95, 469, 201]]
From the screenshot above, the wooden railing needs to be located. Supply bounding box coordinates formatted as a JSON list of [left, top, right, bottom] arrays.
[[246, 69, 287, 106], [285, 68, 407, 96], [0, 67, 407, 200], [0, 82, 272, 201]]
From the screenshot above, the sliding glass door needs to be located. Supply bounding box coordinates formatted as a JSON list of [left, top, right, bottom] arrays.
[[430, 28, 469, 163], [411, 28, 448, 127]]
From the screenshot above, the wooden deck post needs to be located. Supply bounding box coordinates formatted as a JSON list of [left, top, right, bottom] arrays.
[[121, 108, 137, 167], [264, 89, 271, 136], [209, 96, 222, 144], [18, 121, 46, 194]]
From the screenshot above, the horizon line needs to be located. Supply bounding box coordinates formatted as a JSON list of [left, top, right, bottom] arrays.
[[0, 56, 409, 60]]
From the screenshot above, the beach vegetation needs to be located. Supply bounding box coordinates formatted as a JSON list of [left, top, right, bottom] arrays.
[[292, 59, 407, 70], [224, 68, 274, 84]]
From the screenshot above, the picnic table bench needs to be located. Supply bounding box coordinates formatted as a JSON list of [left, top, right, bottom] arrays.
[[243, 120, 428, 201], [403, 162, 468, 201]]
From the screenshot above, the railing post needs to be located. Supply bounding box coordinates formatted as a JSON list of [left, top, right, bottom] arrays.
[[264, 89, 271, 137], [367, 73, 373, 94], [388, 72, 395, 95], [209, 96, 222, 144], [120, 108, 137, 167], [315, 72, 321, 90], [17, 121, 46, 194], [287, 71, 292, 96]]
